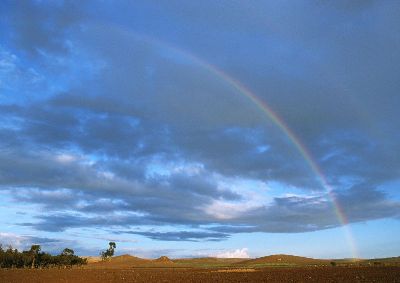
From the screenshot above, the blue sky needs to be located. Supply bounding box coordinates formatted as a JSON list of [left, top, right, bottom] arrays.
[[0, 0, 399, 259]]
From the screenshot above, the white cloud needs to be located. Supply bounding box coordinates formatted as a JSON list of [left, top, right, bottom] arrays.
[[55, 153, 77, 163], [202, 174, 271, 220], [204, 199, 262, 220], [215, 248, 250, 258]]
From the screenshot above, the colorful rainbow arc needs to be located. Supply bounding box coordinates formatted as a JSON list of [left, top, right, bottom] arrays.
[[97, 23, 359, 258], [185, 61, 358, 259]]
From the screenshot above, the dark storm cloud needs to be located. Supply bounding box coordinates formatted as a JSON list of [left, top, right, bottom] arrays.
[[1, 0, 400, 241], [15, 183, 399, 237], [117, 231, 230, 242], [318, 131, 400, 187], [20, 214, 149, 232], [0, 148, 241, 231], [211, 185, 400, 234], [5, 0, 83, 56], [70, 0, 400, 189], [0, 94, 318, 190], [0, 88, 318, 192], [0, 142, 238, 202], [143, 0, 400, 145]]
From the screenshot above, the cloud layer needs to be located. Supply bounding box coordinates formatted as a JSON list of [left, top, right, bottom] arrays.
[[0, 0, 399, 246]]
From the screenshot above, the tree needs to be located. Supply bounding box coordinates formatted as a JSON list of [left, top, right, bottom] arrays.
[[59, 248, 74, 267], [61, 248, 74, 256], [0, 245, 87, 268], [108, 242, 116, 256], [101, 242, 116, 261], [29, 245, 41, 268]]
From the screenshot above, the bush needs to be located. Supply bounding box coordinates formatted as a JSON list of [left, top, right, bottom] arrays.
[[0, 244, 87, 269]]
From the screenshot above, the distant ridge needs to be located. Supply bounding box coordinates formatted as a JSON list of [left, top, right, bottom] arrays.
[[87, 254, 150, 269], [109, 254, 149, 263], [366, 256, 400, 263], [83, 256, 101, 263], [84, 254, 400, 269], [240, 254, 327, 265]]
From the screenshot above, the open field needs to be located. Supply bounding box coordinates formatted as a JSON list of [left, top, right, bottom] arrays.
[[1, 266, 399, 283], [83, 254, 400, 269], [1, 254, 400, 282]]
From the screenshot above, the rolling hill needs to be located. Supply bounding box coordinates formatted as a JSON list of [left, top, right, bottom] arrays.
[[237, 254, 328, 267]]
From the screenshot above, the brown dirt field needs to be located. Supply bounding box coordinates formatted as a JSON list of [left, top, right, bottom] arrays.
[[1, 266, 399, 283]]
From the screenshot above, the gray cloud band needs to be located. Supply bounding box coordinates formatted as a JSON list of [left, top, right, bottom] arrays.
[[1, 0, 399, 242]]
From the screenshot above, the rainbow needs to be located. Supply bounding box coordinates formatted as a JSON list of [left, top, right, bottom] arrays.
[[95, 23, 359, 258], [176, 55, 359, 259]]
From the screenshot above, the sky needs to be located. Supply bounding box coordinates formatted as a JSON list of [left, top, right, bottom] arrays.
[[0, 0, 399, 259]]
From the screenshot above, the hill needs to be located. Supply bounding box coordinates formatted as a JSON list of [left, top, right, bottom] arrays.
[[238, 254, 328, 267], [82, 256, 101, 264], [87, 254, 151, 269], [173, 257, 245, 268], [154, 256, 174, 264], [363, 256, 400, 265], [84, 254, 400, 269]]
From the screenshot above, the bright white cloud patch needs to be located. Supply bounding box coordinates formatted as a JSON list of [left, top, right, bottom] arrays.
[[55, 153, 77, 163], [215, 248, 250, 258], [204, 200, 260, 220]]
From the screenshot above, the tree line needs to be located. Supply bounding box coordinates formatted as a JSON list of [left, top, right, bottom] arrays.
[[0, 244, 87, 268], [0, 241, 117, 268]]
